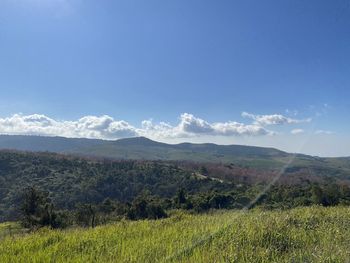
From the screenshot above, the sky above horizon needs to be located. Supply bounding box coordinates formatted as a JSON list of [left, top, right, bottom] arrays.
[[0, 0, 350, 157]]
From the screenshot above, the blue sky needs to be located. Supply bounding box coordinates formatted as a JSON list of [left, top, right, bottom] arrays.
[[0, 0, 350, 156]]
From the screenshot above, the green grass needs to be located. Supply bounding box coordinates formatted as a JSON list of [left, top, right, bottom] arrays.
[[1, 206, 349, 262], [0, 222, 25, 240]]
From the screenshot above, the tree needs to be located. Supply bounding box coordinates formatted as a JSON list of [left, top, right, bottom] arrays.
[[311, 184, 324, 205], [127, 197, 148, 220], [146, 203, 167, 219], [311, 184, 340, 207], [100, 198, 115, 214], [20, 186, 60, 229], [199, 166, 209, 176], [209, 193, 233, 209], [192, 194, 210, 212], [127, 195, 167, 220], [324, 184, 340, 206], [75, 204, 97, 227], [174, 188, 187, 208]]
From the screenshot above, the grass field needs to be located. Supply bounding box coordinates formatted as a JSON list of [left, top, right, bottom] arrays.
[[0, 222, 25, 240], [0, 206, 349, 262]]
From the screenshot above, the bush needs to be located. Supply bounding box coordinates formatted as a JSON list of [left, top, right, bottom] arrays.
[[20, 187, 65, 229], [127, 196, 167, 220]]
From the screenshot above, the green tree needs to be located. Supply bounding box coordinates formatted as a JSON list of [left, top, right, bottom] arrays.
[[174, 188, 187, 207], [21, 186, 60, 229], [75, 204, 97, 227], [127, 196, 167, 220]]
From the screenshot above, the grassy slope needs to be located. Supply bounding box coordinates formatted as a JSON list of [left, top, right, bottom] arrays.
[[0, 222, 24, 240], [1, 206, 349, 262]]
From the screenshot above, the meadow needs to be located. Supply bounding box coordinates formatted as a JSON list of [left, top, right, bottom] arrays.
[[0, 206, 349, 262]]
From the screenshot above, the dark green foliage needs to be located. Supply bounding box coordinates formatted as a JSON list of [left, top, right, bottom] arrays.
[[311, 183, 340, 206], [99, 198, 115, 215], [208, 193, 234, 209], [191, 194, 211, 212], [199, 166, 208, 175], [0, 151, 231, 222], [0, 150, 349, 225], [174, 189, 187, 207], [20, 187, 64, 229], [75, 204, 97, 227], [127, 195, 167, 220]]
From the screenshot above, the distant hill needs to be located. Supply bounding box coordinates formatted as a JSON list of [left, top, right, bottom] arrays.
[[0, 135, 349, 171], [0, 135, 290, 168], [0, 135, 103, 153]]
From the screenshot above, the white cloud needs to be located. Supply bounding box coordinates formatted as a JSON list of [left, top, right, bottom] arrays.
[[0, 113, 277, 140], [315, 130, 334, 135], [139, 113, 273, 139], [140, 119, 188, 139], [0, 114, 137, 139], [177, 113, 273, 136], [242, 112, 311, 126], [291, 129, 305, 135], [211, 122, 272, 136], [178, 113, 214, 134], [0, 112, 320, 140]]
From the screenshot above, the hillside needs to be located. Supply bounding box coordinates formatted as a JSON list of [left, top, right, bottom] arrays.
[[0, 135, 290, 167], [0, 150, 234, 221], [1, 206, 349, 262], [1, 134, 349, 171], [1, 150, 350, 223]]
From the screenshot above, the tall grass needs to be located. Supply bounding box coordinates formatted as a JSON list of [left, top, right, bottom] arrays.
[[0, 206, 349, 262], [0, 222, 25, 240]]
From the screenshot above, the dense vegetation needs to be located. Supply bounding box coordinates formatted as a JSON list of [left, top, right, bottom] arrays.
[[0, 150, 232, 222], [1, 150, 349, 225], [1, 206, 349, 262]]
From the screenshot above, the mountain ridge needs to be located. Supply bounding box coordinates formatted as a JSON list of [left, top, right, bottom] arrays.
[[0, 135, 348, 171], [0, 134, 286, 155]]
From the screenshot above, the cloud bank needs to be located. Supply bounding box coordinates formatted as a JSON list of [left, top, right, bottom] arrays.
[[242, 112, 311, 126], [0, 112, 310, 140], [0, 114, 137, 139], [140, 113, 273, 139]]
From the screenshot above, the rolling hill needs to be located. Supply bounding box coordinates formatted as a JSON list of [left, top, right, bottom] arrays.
[[0, 135, 293, 167], [0, 134, 349, 172]]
